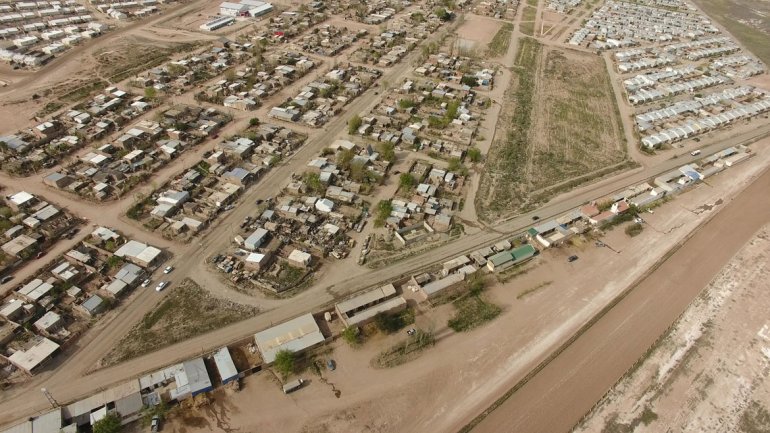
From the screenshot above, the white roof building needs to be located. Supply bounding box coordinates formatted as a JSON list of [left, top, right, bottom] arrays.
[[8, 337, 59, 374], [254, 313, 324, 364]]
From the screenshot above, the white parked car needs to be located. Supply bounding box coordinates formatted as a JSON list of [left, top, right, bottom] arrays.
[[155, 281, 169, 292], [141, 278, 151, 288], [163, 266, 174, 274]]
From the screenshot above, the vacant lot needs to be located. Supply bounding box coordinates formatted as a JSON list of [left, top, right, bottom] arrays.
[[457, 14, 504, 55], [692, 0, 770, 65], [576, 225, 770, 433], [100, 279, 259, 367], [486, 23, 514, 57], [520, 7, 538, 36], [478, 41, 627, 221]]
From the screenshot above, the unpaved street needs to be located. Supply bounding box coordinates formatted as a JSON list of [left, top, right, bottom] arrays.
[[465, 150, 770, 433]]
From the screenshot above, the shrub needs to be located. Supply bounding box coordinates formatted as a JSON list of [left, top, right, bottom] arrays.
[[93, 413, 122, 433], [274, 349, 295, 378], [625, 223, 643, 237], [348, 115, 363, 135]]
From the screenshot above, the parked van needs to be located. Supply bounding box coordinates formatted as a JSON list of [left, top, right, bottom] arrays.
[[282, 379, 304, 394]]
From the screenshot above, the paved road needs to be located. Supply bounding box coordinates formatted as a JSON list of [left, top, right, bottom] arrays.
[[466, 158, 770, 433]]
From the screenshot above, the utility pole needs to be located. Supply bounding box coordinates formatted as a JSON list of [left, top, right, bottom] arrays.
[[41, 388, 58, 409]]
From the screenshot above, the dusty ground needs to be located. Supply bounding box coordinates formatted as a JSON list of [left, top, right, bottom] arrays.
[[455, 14, 503, 52], [576, 224, 770, 433], [158, 142, 770, 433]]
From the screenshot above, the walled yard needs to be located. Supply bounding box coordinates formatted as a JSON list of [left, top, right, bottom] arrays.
[[576, 224, 770, 433], [478, 39, 627, 221], [98, 279, 259, 368]]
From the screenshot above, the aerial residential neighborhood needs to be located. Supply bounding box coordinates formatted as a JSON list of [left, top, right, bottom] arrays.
[[0, 0, 769, 432]]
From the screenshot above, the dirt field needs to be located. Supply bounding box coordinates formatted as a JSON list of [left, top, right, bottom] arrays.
[[576, 224, 770, 433], [98, 279, 260, 368], [455, 14, 503, 53], [478, 40, 627, 221], [156, 142, 770, 433]]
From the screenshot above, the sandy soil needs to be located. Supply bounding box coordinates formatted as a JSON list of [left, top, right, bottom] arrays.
[[158, 141, 770, 433], [576, 224, 770, 432], [455, 14, 503, 51]]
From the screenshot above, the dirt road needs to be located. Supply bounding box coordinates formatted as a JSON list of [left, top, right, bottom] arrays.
[[464, 157, 770, 433]]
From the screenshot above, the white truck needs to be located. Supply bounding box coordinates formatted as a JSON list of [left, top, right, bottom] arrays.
[[282, 378, 304, 394]]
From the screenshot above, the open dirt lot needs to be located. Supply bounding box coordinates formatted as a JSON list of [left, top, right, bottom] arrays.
[[455, 14, 503, 53], [158, 142, 770, 433], [576, 224, 770, 433], [98, 279, 260, 368], [478, 39, 627, 221]]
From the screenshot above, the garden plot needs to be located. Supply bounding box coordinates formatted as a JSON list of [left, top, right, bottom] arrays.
[[478, 40, 627, 220]]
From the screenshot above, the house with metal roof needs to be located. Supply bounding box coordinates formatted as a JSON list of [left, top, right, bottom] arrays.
[[486, 244, 537, 272], [335, 284, 406, 327], [254, 313, 325, 364], [213, 347, 239, 384], [169, 358, 213, 400], [7, 336, 59, 375]]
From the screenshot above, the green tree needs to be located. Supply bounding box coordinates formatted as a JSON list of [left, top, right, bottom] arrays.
[[274, 349, 295, 378], [303, 172, 325, 194], [399, 173, 415, 190], [377, 142, 396, 163], [144, 87, 157, 100], [336, 148, 354, 169], [625, 223, 644, 237], [461, 75, 479, 87], [398, 99, 416, 109], [141, 402, 169, 428], [374, 200, 393, 227], [448, 157, 462, 172], [249, 117, 260, 126], [467, 148, 482, 163], [341, 326, 361, 347], [93, 413, 122, 433], [434, 7, 451, 20], [348, 115, 363, 135]]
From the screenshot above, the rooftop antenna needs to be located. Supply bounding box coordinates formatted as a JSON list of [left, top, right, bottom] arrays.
[[41, 388, 58, 409]]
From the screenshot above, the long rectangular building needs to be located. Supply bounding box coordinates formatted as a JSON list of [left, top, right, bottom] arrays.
[[254, 313, 325, 364]]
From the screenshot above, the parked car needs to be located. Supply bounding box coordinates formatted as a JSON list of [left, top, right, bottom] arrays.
[[282, 378, 304, 394], [151, 415, 160, 432], [568, 255, 579, 262], [532, 215, 540, 221], [163, 266, 174, 274], [690, 149, 701, 156], [0, 275, 13, 284], [141, 279, 152, 288], [155, 281, 169, 292]]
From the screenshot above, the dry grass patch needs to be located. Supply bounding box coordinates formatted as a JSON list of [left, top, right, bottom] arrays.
[[100, 279, 259, 367], [478, 41, 628, 221]]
